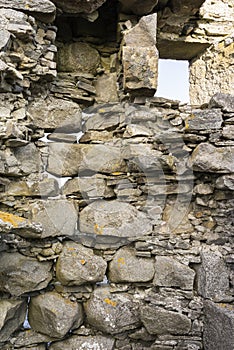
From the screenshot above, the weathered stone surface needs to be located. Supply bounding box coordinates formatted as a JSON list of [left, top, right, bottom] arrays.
[[6, 178, 59, 197], [223, 125, 234, 139], [51, 0, 106, 14], [119, 0, 158, 15], [0, 299, 27, 342], [123, 14, 157, 47], [83, 109, 122, 131], [209, 93, 234, 113], [56, 242, 107, 286], [29, 200, 77, 238], [109, 247, 155, 283], [28, 97, 82, 132], [79, 200, 152, 237], [28, 292, 83, 338], [185, 109, 223, 131], [141, 305, 191, 335], [153, 256, 195, 290], [50, 335, 115, 350], [123, 46, 158, 96], [204, 301, 234, 350], [0, 0, 56, 14], [188, 143, 234, 173], [0, 252, 52, 296], [197, 249, 230, 301], [57, 42, 100, 74], [12, 329, 56, 348], [47, 143, 127, 176], [216, 174, 234, 190], [94, 73, 119, 103], [0, 29, 11, 50], [84, 287, 140, 334]]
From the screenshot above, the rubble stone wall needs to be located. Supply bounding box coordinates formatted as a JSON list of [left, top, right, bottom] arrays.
[[0, 1, 233, 350]]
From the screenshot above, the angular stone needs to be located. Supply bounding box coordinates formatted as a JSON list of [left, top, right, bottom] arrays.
[[188, 143, 234, 173], [140, 305, 191, 335], [51, 0, 106, 13], [28, 97, 82, 132], [6, 178, 59, 197], [62, 175, 114, 199], [83, 110, 122, 131], [0, 299, 27, 342], [79, 200, 152, 238], [56, 242, 107, 286], [223, 125, 234, 139], [94, 73, 119, 103], [109, 247, 155, 283], [119, 0, 158, 15], [185, 109, 223, 131], [47, 143, 127, 177], [123, 46, 158, 96], [0, 0, 56, 14], [50, 335, 115, 350], [12, 329, 56, 348], [216, 174, 234, 190], [0, 252, 52, 296], [57, 42, 100, 74], [123, 14, 157, 47], [197, 249, 230, 301], [153, 256, 195, 290], [204, 301, 234, 350], [209, 93, 234, 113], [29, 200, 78, 238], [28, 292, 83, 338], [84, 287, 140, 334], [0, 29, 11, 50]]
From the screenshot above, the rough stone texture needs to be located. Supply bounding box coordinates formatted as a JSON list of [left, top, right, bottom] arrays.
[[29, 200, 78, 238], [57, 42, 100, 74], [56, 242, 107, 286], [188, 143, 234, 173], [79, 200, 152, 237], [153, 256, 195, 290], [94, 73, 119, 103], [204, 301, 234, 350], [197, 249, 230, 301], [123, 46, 158, 96], [84, 287, 140, 334], [141, 305, 191, 335], [123, 14, 157, 47], [185, 109, 223, 131], [28, 292, 83, 338], [28, 97, 82, 132], [47, 143, 127, 176], [0, 299, 27, 342], [0, 252, 52, 296], [209, 92, 234, 113], [109, 247, 155, 283], [51, 0, 106, 14], [216, 174, 234, 190], [6, 178, 59, 198], [50, 335, 115, 350]]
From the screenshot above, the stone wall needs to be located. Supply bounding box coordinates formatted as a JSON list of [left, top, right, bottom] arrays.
[[0, 1, 234, 350]]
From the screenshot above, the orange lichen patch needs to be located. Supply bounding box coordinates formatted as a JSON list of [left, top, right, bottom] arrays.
[[117, 257, 125, 266], [185, 114, 195, 130], [104, 298, 117, 307], [80, 259, 86, 265], [94, 224, 104, 235], [0, 211, 26, 228], [111, 172, 124, 176]]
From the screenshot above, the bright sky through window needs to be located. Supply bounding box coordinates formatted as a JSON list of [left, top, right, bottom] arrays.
[[156, 59, 190, 103]]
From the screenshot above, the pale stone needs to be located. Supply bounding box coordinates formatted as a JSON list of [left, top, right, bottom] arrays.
[[50, 335, 115, 350], [223, 125, 234, 139], [57, 42, 100, 74], [28, 292, 83, 338], [123, 46, 158, 95], [204, 301, 234, 350], [153, 256, 195, 290], [216, 174, 234, 190], [79, 200, 152, 238], [29, 200, 78, 238], [123, 14, 157, 47], [0, 0, 56, 14], [188, 143, 234, 173], [197, 249, 230, 301], [28, 97, 82, 132], [109, 247, 155, 283], [0, 252, 52, 296], [56, 242, 107, 286], [141, 305, 191, 335], [47, 143, 127, 177], [185, 109, 223, 131], [209, 93, 234, 113], [84, 287, 140, 334], [94, 73, 119, 103], [6, 178, 59, 197], [13, 329, 56, 347], [0, 299, 27, 342]]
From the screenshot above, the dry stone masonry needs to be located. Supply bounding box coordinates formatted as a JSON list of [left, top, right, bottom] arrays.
[[0, 1, 233, 350]]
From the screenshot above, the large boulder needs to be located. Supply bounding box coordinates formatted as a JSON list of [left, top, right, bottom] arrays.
[[84, 287, 140, 334], [209, 93, 234, 113], [56, 242, 107, 286], [28, 292, 83, 338], [109, 247, 155, 282], [0, 252, 52, 296], [79, 200, 152, 238], [185, 109, 223, 131], [0, 299, 27, 342]]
